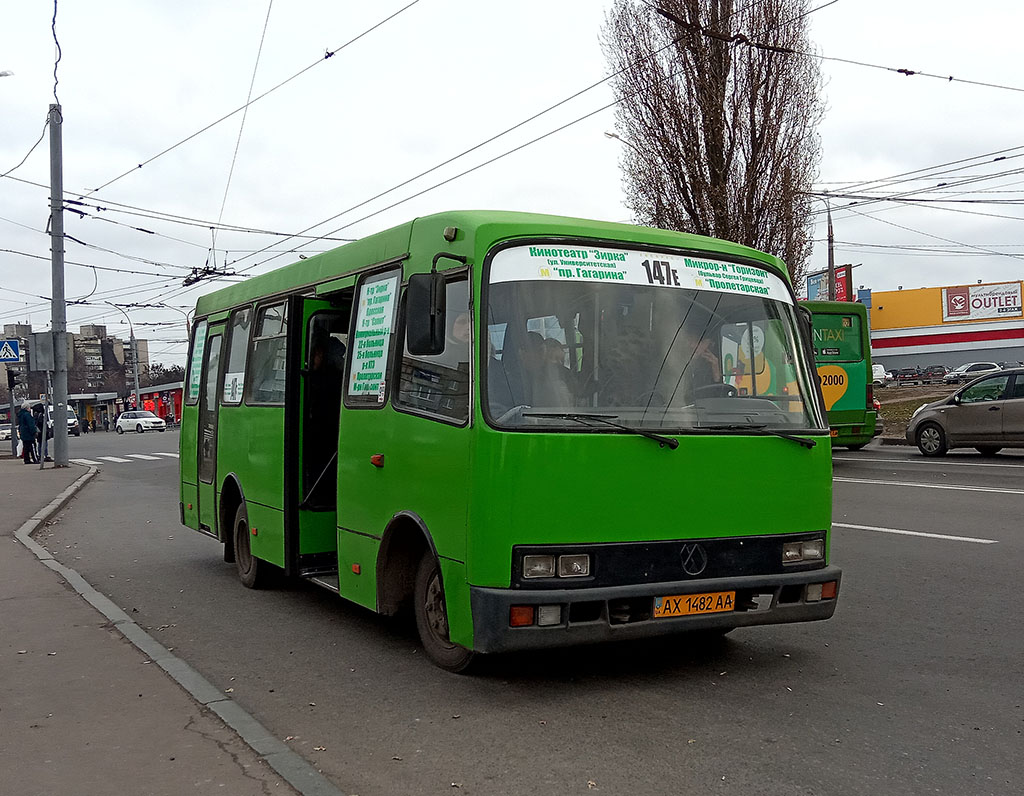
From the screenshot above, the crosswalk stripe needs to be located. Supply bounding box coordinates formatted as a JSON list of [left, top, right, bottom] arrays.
[[70, 458, 102, 465], [126, 454, 161, 461], [155, 452, 179, 458], [97, 456, 131, 463]]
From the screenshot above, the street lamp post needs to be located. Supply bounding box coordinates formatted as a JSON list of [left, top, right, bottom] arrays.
[[108, 303, 141, 410]]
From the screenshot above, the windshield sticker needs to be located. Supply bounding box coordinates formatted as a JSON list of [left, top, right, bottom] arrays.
[[348, 274, 399, 401], [490, 245, 792, 303]]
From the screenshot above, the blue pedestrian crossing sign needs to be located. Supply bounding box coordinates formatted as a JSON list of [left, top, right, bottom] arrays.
[[0, 339, 20, 362]]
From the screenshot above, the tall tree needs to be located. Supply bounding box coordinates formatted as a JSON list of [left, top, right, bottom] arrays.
[[602, 0, 823, 286]]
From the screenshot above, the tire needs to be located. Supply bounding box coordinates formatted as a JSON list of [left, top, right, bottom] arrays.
[[413, 554, 476, 673], [846, 443, 866, 451], [116, 426, 124, 435], [975, 446, 1002, 456], [916, 422, 948, 457], [233, 502, 272, 589], [136, 424, 144, 433]]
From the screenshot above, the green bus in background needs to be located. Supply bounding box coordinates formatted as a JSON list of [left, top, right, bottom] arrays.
[[180, 210, 841, 671], [804, 300, 877, 450]]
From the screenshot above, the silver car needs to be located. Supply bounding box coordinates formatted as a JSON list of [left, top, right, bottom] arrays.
[[942, 361, 1001, 384], [906, 368, 1024, 456]]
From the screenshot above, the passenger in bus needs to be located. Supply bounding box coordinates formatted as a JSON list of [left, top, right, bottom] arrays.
[[522, 332, 572, 407]]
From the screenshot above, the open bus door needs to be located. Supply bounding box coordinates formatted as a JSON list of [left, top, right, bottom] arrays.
[[195, 326, 224, 535], [284, 293, 352, 586]]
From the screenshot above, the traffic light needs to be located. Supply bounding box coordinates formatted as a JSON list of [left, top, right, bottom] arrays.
[[6, 367, 22, 392]]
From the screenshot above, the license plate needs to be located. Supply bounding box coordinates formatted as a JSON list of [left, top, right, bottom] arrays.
[[830, 428, 839, 437], [653, 591, 735, 618]]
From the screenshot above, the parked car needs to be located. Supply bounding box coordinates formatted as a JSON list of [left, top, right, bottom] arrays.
[[893, 367, 922, 383], [921, 364, 950, 382], [871, 363, 892, 386], [943, 362, 1001, 384], [906, 367, 1024, 456], [0, 425, 10, 441], [115, 410, 167, 434]]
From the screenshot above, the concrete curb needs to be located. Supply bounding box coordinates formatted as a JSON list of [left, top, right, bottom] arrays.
[[14, 466, 347, 796]]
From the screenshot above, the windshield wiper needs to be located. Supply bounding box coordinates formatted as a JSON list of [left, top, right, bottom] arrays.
[[699, 423, 816, 449], [524, 412, 679, 450]]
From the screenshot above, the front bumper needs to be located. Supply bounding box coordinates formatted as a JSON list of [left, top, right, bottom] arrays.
[[470, 565, 841, 654]]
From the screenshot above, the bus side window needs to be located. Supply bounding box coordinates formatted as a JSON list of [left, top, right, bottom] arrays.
[[185, 319, 209, 405], [247, 302, 288, 405], [222, 307, 252, 405], [395, 277, 470, 424]]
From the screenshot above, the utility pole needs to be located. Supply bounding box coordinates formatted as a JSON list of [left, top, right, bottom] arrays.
[[49, 103, 69, 467], [825, 202, 835, 302]]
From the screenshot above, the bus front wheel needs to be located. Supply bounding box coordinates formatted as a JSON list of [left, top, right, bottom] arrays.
[[233, 503, 272, 589], [414, 554, 476, 673]]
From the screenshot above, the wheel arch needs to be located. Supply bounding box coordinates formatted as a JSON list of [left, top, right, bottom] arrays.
[[218, 473, 246, 560], [376, 510, 439, 617]]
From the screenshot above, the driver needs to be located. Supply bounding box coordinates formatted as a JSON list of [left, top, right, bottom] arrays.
[[674, 324, 723, 403]]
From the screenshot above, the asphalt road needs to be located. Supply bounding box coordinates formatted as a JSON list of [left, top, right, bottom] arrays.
[[39, 433, 1024, 796]]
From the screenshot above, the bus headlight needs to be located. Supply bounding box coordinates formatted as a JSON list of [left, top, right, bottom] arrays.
[[558, 554, 590, 577], [783, 539, 825, 564], [523, 555, 556, 578]]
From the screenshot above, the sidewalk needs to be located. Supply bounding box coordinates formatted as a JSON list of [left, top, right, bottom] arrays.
[[0, 456, 334, 796]]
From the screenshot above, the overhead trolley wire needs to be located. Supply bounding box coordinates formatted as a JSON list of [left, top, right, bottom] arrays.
[[85, 0, 425, 196]]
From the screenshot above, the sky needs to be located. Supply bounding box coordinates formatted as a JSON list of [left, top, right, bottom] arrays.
[[2, 0, 1023, 368]]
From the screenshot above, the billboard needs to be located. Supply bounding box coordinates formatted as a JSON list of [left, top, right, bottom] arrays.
[[942, 282, 1022, 323], [806, 270, 826, 300]]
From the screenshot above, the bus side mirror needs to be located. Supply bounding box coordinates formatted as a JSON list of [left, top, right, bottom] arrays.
[[406, 272, 446, 355]]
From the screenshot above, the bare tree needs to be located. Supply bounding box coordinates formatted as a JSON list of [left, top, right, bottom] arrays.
[[602, 0, 823, 286]]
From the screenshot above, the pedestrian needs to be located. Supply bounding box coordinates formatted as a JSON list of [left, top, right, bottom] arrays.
[[103, 415, 109, 432], [17, 401, 37, 465], [32, 403, 45, 463], [91, 418, 96, 433]]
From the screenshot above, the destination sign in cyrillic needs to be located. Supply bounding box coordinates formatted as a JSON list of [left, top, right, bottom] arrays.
[[348, 275, 399, 401], [489, 245, 791, 303]]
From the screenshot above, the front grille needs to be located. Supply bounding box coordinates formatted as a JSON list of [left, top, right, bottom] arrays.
[[512, 532, 826, 590]]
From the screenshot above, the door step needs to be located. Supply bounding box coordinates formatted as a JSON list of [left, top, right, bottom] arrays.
[[305, 571, 340, 594]]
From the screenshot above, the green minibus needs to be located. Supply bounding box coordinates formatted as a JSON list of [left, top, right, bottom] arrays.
[[804, 300, 877, 450], [180, 210, 840, 671]]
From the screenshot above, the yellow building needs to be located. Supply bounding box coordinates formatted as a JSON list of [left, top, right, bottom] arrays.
[[868, 280, 1024, 369]]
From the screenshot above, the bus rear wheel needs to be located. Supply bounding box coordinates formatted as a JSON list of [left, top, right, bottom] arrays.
[[414, 554, 476, 673], [233, 503, 272, 589]]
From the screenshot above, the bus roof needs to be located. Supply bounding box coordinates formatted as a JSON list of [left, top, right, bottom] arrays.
[[194, 210, 792, 317]]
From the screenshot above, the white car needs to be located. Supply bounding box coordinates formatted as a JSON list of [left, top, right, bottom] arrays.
[[0, 426, 10, 441], [871, 363, 891, 386], [115, 410, 167, 434]]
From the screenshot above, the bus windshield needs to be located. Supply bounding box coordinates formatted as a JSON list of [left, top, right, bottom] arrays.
[[484, 243, 825, 432]]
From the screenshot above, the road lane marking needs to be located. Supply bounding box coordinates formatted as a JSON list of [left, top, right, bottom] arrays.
[[126, 454, 161, 461], [834, 476, 1024, 496], [97, 456, 131, 463], [834, 456, 1024, 469], [70, 458, 102, 465], [834, 522, 998, 545], [155, 452, 179, 458]]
